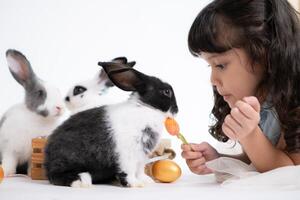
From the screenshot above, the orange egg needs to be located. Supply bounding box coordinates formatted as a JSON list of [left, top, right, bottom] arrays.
[[0, 165, 4, 183], [151, 160, 181, 183]]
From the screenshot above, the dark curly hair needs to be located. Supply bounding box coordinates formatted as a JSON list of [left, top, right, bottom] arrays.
[[188, 0, 300, 153]]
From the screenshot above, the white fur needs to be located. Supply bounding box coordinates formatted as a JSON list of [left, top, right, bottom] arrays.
[[71, 172, 93, 188], [106, 94, 170, 187], [0, 82, 65, 176], [39, 81, 66, 117], [66, 73, 128, 115]]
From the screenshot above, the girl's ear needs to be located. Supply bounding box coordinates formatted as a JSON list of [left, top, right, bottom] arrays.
[[98, 61, 145, 91]]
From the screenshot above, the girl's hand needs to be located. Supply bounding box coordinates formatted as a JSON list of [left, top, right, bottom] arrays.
[[222, 96, 260, 142], [181, 142, 219, 175]]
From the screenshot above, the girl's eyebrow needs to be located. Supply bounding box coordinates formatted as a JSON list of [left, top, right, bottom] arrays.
[[207, 54, 228, 62], [202, 50, 231, 61], [202, 53, 220, 61], [207, 54, 219, 60]]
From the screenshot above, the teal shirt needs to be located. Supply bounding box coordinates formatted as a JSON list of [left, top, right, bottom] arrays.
[[259, 102, 281, 145]]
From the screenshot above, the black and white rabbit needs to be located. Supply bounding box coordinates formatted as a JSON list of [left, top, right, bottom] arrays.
[[0, 49, 65, 176], [45, 58, 178, 187], [65, 57, 135, 115]]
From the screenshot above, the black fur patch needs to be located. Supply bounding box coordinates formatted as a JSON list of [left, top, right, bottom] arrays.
[[73, 86, 87, 96], [116, 172, 128, 187], [136, 76, 178, 115], [141, 126, 159, 154], [16, 162, 28, 174], [44, 106, 121, 186]]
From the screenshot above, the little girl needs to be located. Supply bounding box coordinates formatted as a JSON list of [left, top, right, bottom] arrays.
[[181, 0, 300, 173]]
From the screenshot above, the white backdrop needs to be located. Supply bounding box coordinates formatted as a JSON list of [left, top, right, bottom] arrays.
[[0, 0, 234, 171]]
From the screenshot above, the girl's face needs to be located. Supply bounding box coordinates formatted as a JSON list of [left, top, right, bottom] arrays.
[[201, 48, 264, 108]]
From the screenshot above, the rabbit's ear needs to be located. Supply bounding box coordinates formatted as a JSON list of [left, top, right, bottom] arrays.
[[127, 61, 136, 68], [98, 62, 145, 91], [111, 57, 135, 68], [6, 49, 36, 87], [97, 69, 114, 87], [112, 57, 127, 64]]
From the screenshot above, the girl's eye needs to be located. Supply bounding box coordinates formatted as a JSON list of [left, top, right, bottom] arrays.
[[207, 64, 226, 69], [215, 64, 225, 69]]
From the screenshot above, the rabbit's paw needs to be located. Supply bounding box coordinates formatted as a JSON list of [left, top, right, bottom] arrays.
[[127, 176, 145, 188], [139, 174, 154, 184], [71, 172, 93, 188]]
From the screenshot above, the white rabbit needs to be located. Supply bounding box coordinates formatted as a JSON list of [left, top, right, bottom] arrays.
[[0, 49, 65, 176], [45, 58, 178, 187], [64, 57, 135, 115]]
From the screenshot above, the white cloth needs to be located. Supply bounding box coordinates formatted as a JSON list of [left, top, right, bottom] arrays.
[[206, 157, 300, 190]]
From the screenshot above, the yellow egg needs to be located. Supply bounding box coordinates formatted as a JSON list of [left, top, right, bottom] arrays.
[[151, 160, 181, 183], [0, 165, 4, 183]]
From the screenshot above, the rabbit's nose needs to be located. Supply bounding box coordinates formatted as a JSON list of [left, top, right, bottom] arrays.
[[65, 96, 70, 102], [56, 106, 62, 112], [55, 106, 64, 115]]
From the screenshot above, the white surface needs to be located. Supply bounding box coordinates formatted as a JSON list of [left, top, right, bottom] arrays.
[[1, 172, 299, 200]]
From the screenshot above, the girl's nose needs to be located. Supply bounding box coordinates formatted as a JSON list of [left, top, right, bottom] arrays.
[[210, 69, 219, 87]]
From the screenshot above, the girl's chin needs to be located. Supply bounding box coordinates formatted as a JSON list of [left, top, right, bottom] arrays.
[[225, 98, 236, 108], [228, 103, 233, 108]]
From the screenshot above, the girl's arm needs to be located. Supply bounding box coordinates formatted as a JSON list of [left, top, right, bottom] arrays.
[[222, 96, 300, 172], [219, 151, 251, 164], [239, 126, 299, 172]]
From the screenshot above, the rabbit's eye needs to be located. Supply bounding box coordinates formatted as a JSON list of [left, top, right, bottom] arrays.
[[73, 86, 87, 96], [37, 90, 44, 97], [161, 89, 172, 98]]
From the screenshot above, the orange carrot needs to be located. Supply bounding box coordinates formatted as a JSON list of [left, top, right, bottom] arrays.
[[164, 117, 188, 144], [165, 117, 180, 136], [0, 165, 4, 183]]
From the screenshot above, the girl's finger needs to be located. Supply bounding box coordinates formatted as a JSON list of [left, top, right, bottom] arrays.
[[230, 107, 249, 127], [243, 96, 260, 113], [235, 100, 257, 120], [181, 151, 203, 160], [190, 142, 211, 152], [181, 144, 192, 151], [222, 123, 237, 140], [186, 157, 206, 168], [181, 143, 198, 151], [224, 114, 242, 134]]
